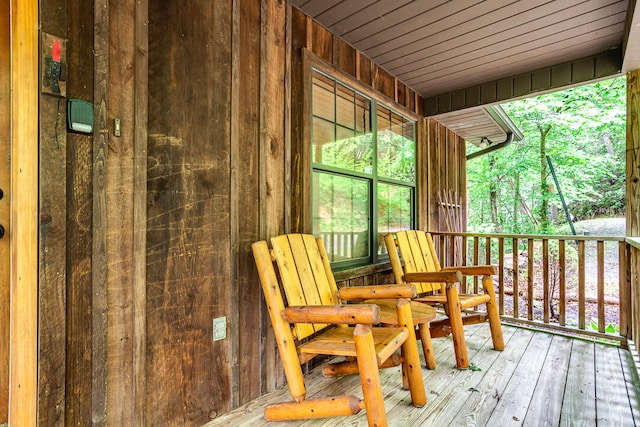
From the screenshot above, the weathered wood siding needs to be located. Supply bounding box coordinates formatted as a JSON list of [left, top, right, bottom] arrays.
[[30, 0, 468, 425], [65, 1, 95, 424], [38, 0, 69, 423], [147, 2, 233, 424], [424, 118, 468, 233]]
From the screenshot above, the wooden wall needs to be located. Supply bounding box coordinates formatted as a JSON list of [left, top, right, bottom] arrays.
[[424, 118, 468, 233], [30, 0, 468, 425], [65, 0, 95, 423]]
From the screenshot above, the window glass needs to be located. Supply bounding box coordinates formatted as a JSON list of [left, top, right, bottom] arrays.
[[377, 183, 413, 255], [310, 69, 415, 266], [311, 71, 373, 174], [377, 106, 416, 183], [336, 83, 355, 128], [312, 172, 370, 262], [312, 72, 334, 121]]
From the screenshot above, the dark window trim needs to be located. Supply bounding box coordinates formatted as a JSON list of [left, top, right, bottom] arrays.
[[302, 49, 419, 268]]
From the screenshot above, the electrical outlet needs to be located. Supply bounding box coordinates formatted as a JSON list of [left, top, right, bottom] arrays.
[[213, 317, 227, 341]]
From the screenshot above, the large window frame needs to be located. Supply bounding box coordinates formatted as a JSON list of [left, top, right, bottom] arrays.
[[301, 50, 420, 269]]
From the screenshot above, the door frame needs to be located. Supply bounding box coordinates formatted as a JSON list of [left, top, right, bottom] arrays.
[[8, 0, 39, 425]]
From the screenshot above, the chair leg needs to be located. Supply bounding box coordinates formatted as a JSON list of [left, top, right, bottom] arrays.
[[445, 284, 469, 369], [264, 396, 363, 420], [482, 275, 505, 350], [395, 299, 427, 407], [354, 324, 388, 427], [418, 323, 436, 370]]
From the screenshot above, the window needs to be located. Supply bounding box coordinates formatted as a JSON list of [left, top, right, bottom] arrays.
[[310, 69, 416, 267]]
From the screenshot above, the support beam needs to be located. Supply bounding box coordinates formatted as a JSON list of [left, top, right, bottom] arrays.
[[425, 50, 623, 115], [0, 0, 10, 422], [623, 0, 640, 73], [9, 0, 39, 424], [626, 68, 640, 346]]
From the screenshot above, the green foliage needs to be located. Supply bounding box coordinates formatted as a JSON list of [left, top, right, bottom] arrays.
[[467, 77, 626, 234], [587, 319, 619, 334]]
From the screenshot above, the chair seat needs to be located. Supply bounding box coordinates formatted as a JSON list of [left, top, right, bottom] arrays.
[[297, 325, 409, 364], [365, 299, 437, 325], [415, 293, 490, 310]]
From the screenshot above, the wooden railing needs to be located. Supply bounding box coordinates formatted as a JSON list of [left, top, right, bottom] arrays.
[[431, 231, 631, 345]]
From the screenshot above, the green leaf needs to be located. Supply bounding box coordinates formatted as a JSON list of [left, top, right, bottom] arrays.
[[469, 363, 482, 372], [468, 387, 479, 392]]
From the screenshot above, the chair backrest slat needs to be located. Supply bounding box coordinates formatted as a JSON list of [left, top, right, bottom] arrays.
[[395, 230, 443, 294], [271, 234, 338, 340], [423, 232, 443, 271]]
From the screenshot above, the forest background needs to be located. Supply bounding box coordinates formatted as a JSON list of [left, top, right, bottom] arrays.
[[466, 76, 627, 235]]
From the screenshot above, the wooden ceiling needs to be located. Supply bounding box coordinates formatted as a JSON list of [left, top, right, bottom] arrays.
[[291, 0, 631, 99], [291, 0, 638, 148]]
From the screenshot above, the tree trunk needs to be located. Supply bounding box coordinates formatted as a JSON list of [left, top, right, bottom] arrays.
[[488, 156, 502, 232], [602, 131, 614, 156]]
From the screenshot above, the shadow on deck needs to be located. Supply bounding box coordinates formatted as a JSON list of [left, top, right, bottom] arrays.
[[204, 324, 640, 426]]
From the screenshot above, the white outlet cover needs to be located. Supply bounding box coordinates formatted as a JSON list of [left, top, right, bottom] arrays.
[[213, 317, 227, 341]]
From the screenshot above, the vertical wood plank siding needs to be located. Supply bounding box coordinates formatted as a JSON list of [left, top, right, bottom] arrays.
[[234, 0, 262, 406], [260, 0, 288, 393], [92, 0, 109, 422], [65, 1, 95, 424], [133, 0, 149, 423], [107, 0, 136, 424], [38, 0, 68, 424], [30, 0, 467, 424], [147, 1, 232, 424], [426, 118, 468, 234]]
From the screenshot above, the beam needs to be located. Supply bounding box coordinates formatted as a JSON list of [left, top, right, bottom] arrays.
[[623, 0, 640, 73], [9, 0, 39, 425], [425, 50, 623, 115], [627, 69, 640, 347]]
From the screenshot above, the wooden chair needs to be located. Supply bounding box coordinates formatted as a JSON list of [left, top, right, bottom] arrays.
[[384, 230, 504, 369], [252, 233, 426, 427]]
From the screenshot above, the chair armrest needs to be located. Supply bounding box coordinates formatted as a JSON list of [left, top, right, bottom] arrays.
[[282, 304, 381, 325], [441, 265, 497, 276], [338, 284, 417, 301], [403, 270, 463, 283]]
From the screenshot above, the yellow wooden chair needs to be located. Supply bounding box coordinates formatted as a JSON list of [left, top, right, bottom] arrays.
[[385, 230, 504, 369], [252, 233, 426, 427]]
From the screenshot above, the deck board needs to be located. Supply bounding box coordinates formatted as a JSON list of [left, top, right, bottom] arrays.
[[595, 344, 636, 425], [560, 339, 597, 426], [522, 335, 573, 427], [417, 324, 516, 426], [620, 347, 640, 424], [203, 324, 640, 427]]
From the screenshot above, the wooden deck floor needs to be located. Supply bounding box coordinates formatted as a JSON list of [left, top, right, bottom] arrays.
[[204, 324, 640, 426]]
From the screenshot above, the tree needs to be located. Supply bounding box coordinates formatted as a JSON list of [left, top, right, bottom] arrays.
[[466, 77, 626, 234]]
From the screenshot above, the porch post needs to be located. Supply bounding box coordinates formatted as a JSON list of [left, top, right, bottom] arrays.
[[9, 0, 39, 424], [627, 68, 640, 345]]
